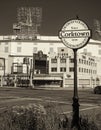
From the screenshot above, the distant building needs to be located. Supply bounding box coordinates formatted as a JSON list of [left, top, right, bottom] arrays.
[[0, 35, 64, 75], [0, 35, 101, 88], [49, 47, 101, 88], [33, 51, 48, 74], [13, 7, 42, 40]]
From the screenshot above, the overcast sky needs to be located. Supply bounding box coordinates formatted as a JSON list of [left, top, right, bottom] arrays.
[[0, 0, 101, 37]]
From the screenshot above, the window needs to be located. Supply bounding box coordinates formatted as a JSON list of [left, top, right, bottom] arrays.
[[51, 59, 57, 63], [5, 42, 8, 45], [60, 59, 66, 63], [49, 47, 54, 53], [0, 59, 4, 70], [61, 49, 64, 52], [95, 63, 97, 67], [79, 67, 81, 72], [17, 47, 21, 53], [81, 59, 83, 64], [98, 49, 101, 55], [51, 67, 57, 72], [13, 64, 17, 73], [17, 42, 21, 45], [84, 68, 86, 73], [84, 60, 86, 64], [60, 67, 66, 72], [17, 65, 22, 73], [83, 49, 87, 53], [4, 47, 9, 53], [13, 63, 22, 74], [33, 47, 37, 53], [23, 58, 29, 64], [49, 43, 53, 45], [91, 70, 92, 74], [69, 67, 74, 72], [69, 58, 74, 63], [79, 59, 81, 63], [33, 43, 37, 45]]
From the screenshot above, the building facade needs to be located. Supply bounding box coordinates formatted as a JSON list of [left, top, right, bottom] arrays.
[[49, 47, 101, 88], [0, 35, 101, 88]]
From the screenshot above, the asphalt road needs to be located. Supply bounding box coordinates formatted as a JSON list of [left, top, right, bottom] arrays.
[[0, 87, 101, 115]]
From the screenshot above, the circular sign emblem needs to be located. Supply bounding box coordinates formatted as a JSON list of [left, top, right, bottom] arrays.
[[59, 19, 91, 49]]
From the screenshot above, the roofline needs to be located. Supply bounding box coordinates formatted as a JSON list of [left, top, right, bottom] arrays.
[[0, 39, 61, 43], [9, 55, 33, 57], [0, 38, 101, 45]]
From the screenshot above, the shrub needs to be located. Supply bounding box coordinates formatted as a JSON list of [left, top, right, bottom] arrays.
[[0, 103, 100, 130], [80, 115, 98, 130], [0, 104, 46, 130]]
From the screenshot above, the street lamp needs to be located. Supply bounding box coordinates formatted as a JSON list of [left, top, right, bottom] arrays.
[[71, 49, 80, 129], [59, 18, 91, 129]]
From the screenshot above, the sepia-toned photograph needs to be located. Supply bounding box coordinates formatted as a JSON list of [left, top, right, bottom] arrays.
[[0, 0, 101, 129]]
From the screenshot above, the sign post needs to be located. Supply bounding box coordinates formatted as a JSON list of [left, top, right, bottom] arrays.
[[59, 18, 91, 129]]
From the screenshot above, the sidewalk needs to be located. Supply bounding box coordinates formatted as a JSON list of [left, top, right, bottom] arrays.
[[34, 86, 92, 91], [0, 85, 93, 91]]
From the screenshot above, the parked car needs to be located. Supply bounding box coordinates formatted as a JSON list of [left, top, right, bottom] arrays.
[[94, 86, 101, 94]]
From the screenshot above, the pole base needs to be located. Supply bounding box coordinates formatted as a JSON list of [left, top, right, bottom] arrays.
[[71, 97, 81, 130]]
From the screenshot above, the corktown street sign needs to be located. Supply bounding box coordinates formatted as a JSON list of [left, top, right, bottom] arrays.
[[59, 19, 91, 49], [59, 18, 91, 130]]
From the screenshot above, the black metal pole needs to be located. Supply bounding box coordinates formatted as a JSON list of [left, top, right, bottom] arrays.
[[71, 49, 81, 130]]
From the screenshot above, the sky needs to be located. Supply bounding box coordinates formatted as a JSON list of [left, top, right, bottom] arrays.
[[0, 0, 101, 38]]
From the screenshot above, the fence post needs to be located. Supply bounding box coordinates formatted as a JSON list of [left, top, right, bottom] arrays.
[[63, 73, 66, 88], [30, 59, 34, 88], [0, 76, 3, 87], [14, 75, 17, 88]]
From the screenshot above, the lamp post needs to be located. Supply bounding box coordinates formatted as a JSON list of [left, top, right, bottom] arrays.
[[59, 18, 91, 130], [71, 49, 80, 129]]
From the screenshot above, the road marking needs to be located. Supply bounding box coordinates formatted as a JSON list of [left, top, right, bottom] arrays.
[[80, 105, 101, 111], [0, 97, 100, 115], [0, 97, 97, 107], [60, 105, 101, 115]]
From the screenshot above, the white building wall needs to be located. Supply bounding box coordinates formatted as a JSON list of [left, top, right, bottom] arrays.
[[0, 35, 101, 79], [1, 35, 101, 57], [9, 41, 65, 56], [0, 53, 9, 75], [96, 58, 101, 85], [49, 49, 101, 88], [79, 44, 101, 57], [8, 57, 13, 74]]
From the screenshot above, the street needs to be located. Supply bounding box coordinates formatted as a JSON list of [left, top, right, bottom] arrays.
[[0, 87, 101, 115]]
